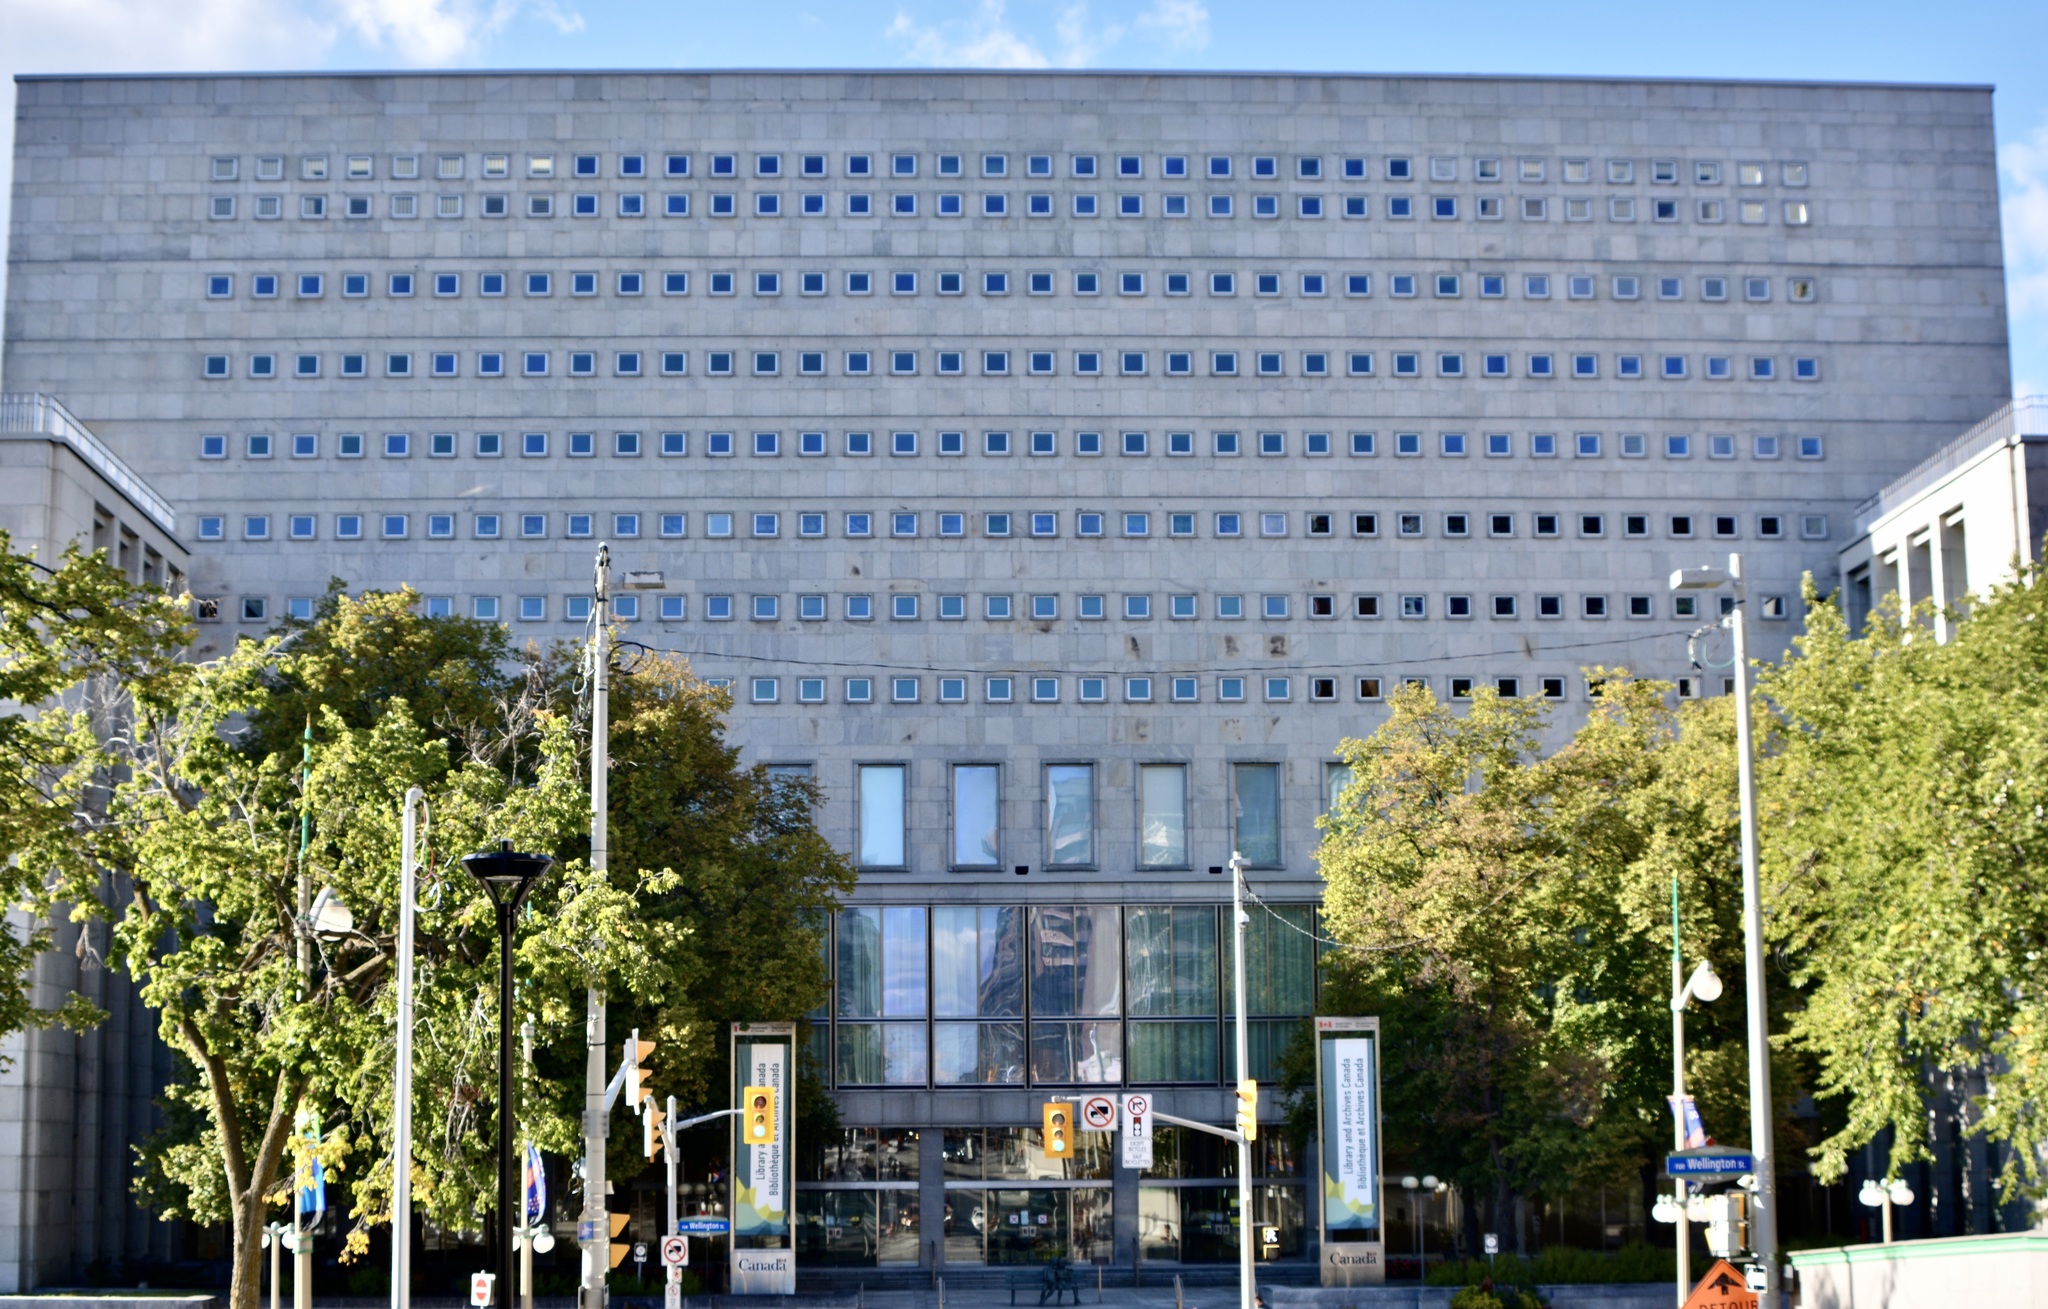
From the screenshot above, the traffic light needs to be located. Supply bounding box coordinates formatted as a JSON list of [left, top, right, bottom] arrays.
[[642, 1098, 666, 1161], [1236, 1078, 1259, 1142], [625, 1031, 656, 1104], [742, 1086, 777, 1146], [607, 1212, 630, 1269], [1042, 1102, 1073, 1158]]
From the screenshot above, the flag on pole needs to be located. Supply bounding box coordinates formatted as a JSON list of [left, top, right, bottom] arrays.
[[1666, 1095, 1708, 1150], [295, 1108, 326, 1220], [524, 1142, 547, 1224]]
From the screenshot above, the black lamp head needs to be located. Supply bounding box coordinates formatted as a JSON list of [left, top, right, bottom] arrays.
[[460, 839, 556, 908]]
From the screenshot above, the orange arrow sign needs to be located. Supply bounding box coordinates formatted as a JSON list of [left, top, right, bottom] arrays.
[[1682, 1259, 1757, 1309]]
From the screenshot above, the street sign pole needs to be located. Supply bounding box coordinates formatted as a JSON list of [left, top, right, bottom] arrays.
[[1230, 852, 1255, 1309]]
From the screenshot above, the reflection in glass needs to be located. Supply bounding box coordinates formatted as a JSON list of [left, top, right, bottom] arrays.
[[836, 1022, 928, 1085], [933, 908, 1026, 1017], [1136, 1184, 1304, 1262], [858, 763, 907, 866], [1030, 1020, 1123, 1083], [1222, 904, 1314, 1016], [1127, 1020, 1218, 1083], [934, 1021, 1026, 1084], [1030, 907, 1121, 1016], [837, 906, 928, 1085], [795, 1190, 920, 1266], [952, 764, 1000, 866], [1139, 764, 1189, 866], [1046, 764, 1095, 866], [1126, 907, 1217, 1016], [1232, 763, 1282, 865], [1324, 761, 1353, 813]]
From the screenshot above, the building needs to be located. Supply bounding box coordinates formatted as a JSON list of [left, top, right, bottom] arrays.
[[1839, 396, 2048, 639], [0, 395, 188, 1290], [1, 69, 2014, 1280]]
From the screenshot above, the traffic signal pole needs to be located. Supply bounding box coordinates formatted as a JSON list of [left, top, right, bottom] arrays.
[[579, 546, 611, 1309], [1230, 852, 1255, 1309]]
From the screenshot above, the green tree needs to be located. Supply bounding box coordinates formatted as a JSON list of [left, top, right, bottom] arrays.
[[100, 593, 847, 1309], [0, 531, 189, 1048], [1761, 571, 2048, 1193], [1315, 676, 1753, 1250]]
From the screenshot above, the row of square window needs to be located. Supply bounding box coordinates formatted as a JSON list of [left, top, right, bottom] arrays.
[[202, 189, 1811, 226], [204, 579, 1777, 628], [193, 507, 1820, 546], [198, 430, 1829, 465], [201, 348, 1822, 384], [208, 151, 1807, 187], [209, 268, 1813, 305]]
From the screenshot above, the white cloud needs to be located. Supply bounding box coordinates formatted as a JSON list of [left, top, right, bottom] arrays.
[[886, 0, 1052, 69], [888, 0, 1209, 69], [334, 0, 583, 66], [1133, 0, 1209, 51], [2001, 116, 2048, 322]]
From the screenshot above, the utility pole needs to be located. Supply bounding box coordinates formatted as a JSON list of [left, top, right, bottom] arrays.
[[523, 1016, 536, 1309], [296, 718, 314, 1309], [1670, 880, 1690, 1306], [393, 787, 426, 1309], [664, 1095, 679, 1243], [579, 545, 612, 1309], [1229, 852, 1255, 1309], [1726, 553, 1779, 1296]]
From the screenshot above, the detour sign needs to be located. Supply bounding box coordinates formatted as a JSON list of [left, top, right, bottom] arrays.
[[1682, 1259, 1757, 1309]]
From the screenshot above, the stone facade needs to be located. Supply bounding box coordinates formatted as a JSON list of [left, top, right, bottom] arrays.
[[1, 69, 2014, 1273]]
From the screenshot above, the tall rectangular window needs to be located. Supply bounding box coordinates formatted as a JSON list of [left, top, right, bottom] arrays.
[[1221, 904, 1317, 1080], [1139, 764, 1189, 868], [1125, 906, 1219, 1082], [1232, 763, 1282, 866], [952, 765, 1000, 868], [932, 907, 1027, 1084], [836, 906, 928, 1085], [1045, 764, 1096, 868], [858, 764, 908, 868], [1029, 906, 1122, 1083]]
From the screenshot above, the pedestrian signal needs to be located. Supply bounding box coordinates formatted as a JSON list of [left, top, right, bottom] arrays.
[[1043, 1102, 1073, 1159], [742, 1086, 777, 1145], [1236, 1079, 1259, 1142]]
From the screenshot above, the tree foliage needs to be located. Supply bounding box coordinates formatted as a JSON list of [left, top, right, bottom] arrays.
[[1315, 675, 1759, 1249], [77, 589, 848, 1309], [0, 531, 189, 1048], [1762, 572, 2048, 1191]]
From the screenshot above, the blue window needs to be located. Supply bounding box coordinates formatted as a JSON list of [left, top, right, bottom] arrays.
[[206, 274, 232, 298]]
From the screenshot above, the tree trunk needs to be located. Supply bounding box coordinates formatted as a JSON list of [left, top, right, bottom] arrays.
[[228, 1193, 266, 1309]]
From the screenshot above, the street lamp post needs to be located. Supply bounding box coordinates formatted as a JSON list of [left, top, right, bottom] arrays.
[[1666, 918, 1722, 1307], [1858, 1177, 1915, 1243], [1669, 553, 1778, 1297], [463, 842, 556, 1309], [392, 787, 427, 1309], [1399, 1175, 1440, 1280]]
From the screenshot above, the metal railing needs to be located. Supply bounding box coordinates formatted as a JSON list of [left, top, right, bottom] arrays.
[[0, 391, 178, 536], [1852, 396, 2048, 533]]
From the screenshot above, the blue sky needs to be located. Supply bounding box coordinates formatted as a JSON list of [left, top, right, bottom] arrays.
[[2, 0, 2044, 400]]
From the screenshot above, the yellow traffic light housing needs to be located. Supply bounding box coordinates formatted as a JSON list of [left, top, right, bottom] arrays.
[[1043, 1102, 1073, 1159], [1236, 1078, 1259, 1142], [625, 1032, 657, 1104], [742, 1085, 778, 1146], [643, 1100, 666, 1161], [608, 1212, 631, 1268]]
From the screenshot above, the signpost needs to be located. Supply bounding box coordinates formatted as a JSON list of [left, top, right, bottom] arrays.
[[1666, 1147, 1757, 1178], [1314, 1017, 1385, 1286], [1119, 1094, 1153, 1169], [1681, 1259, 1757, 1309]]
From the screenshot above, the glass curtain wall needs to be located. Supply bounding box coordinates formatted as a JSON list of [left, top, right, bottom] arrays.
[[941, 1127, 1113, 1265], [1125, 906, 1219, 1082], [796, 1127, 920, 1267], [1028, 905, 1122, 1083], [932, 906, 1027, 1083], [1136, 1130, 1307, 1264], [1221, 904, 1316, 1081], [837, 906, 928, 1084]]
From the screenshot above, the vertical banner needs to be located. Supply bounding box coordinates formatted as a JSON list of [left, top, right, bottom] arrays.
[[1314, 1017, 1383, 1286], [524, 1142, 547, 1225], [295, 1108, 326, 1224], [729, 1022, 795, 1295]]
